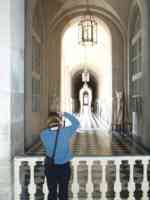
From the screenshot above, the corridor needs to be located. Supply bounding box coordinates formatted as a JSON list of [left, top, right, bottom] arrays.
[[27, 130, 149, 156], [2, 0, 150, 199]]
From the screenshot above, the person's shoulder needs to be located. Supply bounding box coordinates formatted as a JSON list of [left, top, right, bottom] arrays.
[[40, 128, 49, 137]]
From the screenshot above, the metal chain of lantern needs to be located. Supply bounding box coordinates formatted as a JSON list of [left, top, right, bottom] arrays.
[[78, 0, 98, 83]]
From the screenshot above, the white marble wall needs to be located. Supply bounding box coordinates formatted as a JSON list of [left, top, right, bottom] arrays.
[[11, 0, 24, 156], [0, 0, 24, 199], [0, 0, 12, 199]]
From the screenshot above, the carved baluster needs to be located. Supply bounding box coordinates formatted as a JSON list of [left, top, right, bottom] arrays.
[[87, 160, 93, 200], [28, 160, 36, 200], [34, 161, 45, 200], [41, 159, 48, 200], [120, 160, 130, 199], [100, 160, 107, 200], [92, 161, 102, 199], [19, 161, 30, 200], [147, 160, 150, 198], [114, 159, 121, 200], [106, 161, 116, 199], [14, 159, 22, 200], [68, 163, 74, 199], [77, 161, 88, 199], [134, 160, 143, 199], [128, 159, 135, 199], [43, 177, 48, 200], [42, 158, 47, 200], [142, 159, 149, 199], [72, 159, 79, 200]]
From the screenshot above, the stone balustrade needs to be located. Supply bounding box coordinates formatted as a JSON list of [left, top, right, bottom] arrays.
[[14, 156, 150, 200]]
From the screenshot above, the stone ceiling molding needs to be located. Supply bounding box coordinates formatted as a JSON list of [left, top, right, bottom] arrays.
[[48, 0, 126, 38], [53, 0, 121, 20]]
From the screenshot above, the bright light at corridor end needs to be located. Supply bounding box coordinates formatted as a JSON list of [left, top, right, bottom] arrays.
[[61, 17, 112, 131]]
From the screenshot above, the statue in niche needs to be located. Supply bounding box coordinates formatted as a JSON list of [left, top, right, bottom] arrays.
[[115, 91, 123, 130]]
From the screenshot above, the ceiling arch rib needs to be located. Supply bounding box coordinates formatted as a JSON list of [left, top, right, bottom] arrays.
[[48, 0, 126, 38]]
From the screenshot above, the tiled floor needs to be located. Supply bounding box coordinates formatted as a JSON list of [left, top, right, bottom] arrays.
[[27, 131, 149, 156]]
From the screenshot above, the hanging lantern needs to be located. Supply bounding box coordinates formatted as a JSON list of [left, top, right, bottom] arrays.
[[78, 0, 98, 46], [78, 14, 97, 46]]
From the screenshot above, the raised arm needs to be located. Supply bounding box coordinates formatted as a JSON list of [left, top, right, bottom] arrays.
[[63, 112, 80, 136]]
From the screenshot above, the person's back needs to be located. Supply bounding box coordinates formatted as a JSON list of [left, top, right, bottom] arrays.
[[40, 112, 80, 200]]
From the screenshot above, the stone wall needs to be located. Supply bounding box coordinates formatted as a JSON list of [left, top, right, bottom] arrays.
[[25, 0, 49, 149], [0, 0, 24, 199]]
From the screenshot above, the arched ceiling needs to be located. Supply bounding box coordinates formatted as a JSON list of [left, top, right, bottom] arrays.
[[104, 0, 132, 25], [49, 0, 132, 28]]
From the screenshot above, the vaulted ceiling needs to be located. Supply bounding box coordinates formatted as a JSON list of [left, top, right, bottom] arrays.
[[52, 0, 132, 26], [38, 0, 133, 38], [105, 0, 132, 25]]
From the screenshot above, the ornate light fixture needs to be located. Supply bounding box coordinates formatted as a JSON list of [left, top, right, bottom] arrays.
[[78, 0, 98, 46]]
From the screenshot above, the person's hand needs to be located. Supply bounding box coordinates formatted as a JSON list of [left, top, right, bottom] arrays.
[[57, 112, 64, 117]]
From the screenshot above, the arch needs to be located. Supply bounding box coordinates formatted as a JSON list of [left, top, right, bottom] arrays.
[[46, 2, 127, 109], [48, 0, 126, 41], [79, 83, 92, 113], [72, 70, 98, 112], [61, 15, 112, 130], [46, 1, 126, 129], [61, 14, 112, 45]]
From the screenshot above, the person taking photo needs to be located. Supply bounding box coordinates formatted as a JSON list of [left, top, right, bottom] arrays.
[[40, 112, 80, 200]]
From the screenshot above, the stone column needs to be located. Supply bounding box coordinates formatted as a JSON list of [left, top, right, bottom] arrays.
[[0, 0, 24, 199]]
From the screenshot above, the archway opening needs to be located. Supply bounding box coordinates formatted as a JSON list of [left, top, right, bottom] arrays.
[[61, 16, 112, 131], [72, 70, 98, 113]]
